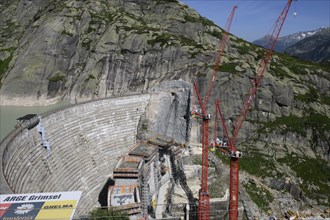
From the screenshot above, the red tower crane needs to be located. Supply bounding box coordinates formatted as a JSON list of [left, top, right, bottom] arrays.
[[214, 1, 294, 220], [193, 5, 237, 220]]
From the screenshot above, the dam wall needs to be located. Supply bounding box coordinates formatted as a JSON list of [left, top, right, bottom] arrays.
[[0, 94, 150, 216]]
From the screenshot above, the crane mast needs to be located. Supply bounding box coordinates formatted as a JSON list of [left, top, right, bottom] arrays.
[[231, 0, 293, 149], [203, 5, 238, 109], [227, 1, 294, 220], [193, 6, 237, 220]]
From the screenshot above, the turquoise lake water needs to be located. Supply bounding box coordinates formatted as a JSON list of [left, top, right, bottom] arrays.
[[0, 103, 68, 141]]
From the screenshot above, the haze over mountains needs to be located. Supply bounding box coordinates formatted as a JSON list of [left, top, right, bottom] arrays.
[[253, 27, 330, 63]]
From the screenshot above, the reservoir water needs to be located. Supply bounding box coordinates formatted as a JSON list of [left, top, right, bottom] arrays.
[[0, 103, 68, 142]]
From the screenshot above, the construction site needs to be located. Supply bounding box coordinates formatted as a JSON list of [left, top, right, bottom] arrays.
[[2, 0, 324, 219], [95, 1, 297, 219]]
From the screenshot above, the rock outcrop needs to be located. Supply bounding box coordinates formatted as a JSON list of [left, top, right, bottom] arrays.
[[0, 0, 216, 105], [140, 80, 192, 144]]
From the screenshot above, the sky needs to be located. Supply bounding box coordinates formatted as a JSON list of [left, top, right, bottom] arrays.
[[180, 0, 330, 42]]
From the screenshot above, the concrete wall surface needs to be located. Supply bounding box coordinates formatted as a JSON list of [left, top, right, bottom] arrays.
[[0, 94, 150, 217]]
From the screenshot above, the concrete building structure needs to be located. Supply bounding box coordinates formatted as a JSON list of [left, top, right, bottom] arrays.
[[108, 142, 161, 218]]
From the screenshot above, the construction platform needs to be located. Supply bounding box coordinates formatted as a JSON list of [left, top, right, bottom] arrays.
[[129, 142, 158, 161], [113, 155, 144, 178]]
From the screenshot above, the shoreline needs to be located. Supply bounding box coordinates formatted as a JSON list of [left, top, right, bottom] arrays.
[[0, 101, 70, 141], [0, 95, 65, 107]]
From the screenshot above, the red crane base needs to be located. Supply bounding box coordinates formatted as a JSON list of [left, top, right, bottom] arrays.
[[198, 191, 210, 220], [229, 158, 239, 220]]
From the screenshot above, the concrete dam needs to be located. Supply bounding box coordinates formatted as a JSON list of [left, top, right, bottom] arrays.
[[0, 80, 193, 218], [0, 94, 150, 217]]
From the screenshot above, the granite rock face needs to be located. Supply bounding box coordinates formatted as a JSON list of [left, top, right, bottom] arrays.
[[0, 0, 216, 105], [139, 80, 192, 144]]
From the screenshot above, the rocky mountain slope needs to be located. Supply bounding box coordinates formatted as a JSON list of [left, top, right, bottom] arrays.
[[284, 27, 330, 63], [253, 27, 328, 52], [0, 0, 329, 218], [0, 0, 221, 105]]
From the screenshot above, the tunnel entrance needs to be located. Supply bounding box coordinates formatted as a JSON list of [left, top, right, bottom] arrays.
[[98, 178, 115, 207]]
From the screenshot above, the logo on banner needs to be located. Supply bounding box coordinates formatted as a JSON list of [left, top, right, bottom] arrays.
[[0, 202, 44, 219], [0, 191, 81, 220], [14, 204, 34, 215]]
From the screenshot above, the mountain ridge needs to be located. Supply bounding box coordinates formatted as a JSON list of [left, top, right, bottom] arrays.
[[253, 27, 328, 52], [284, 27, 330, 63]]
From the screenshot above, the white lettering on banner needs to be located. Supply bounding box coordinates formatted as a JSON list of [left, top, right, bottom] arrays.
[[0, 191, 81, 203]]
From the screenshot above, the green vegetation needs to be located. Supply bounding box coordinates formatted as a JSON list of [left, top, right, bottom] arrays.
[[295, 88, 330, 105], [0, 55, 13, 80], [120, 49, 131, 54], [89, 208, 129, 220], [236, 42, 257, 55], [192, 155, 202, 165], [192, 154, 215, 167], [85, 74, 96, 82], [33, 10, 43, 22], [82, 39, 92, 50], [123, 24, 160, 34], [260, 114, 330, 137], [147, 33, 173, 47], [209, 176, 223, 198], [183, 14, 215, 26], [237, 44, 250, 55], [220, 62, 237, 73], [213, 148, 230, 165], [276, 52, 329, 78], [240, 154, 277, 178], [205, 29, 222, 39], [90, 11, 116, 24], [147, 32, 201, 48], [48, 74, 64, 82], [0, 48, 15, 81], [196, 71, 207, 78], [320, 95, 330, 105], [231, 36, 261, 56], [3, 20, 19, 38], [270, 62, 291, 79], [199, 17, 216, 27], [156, 0, 178, 4], [183, 14, 200, 23], [61, 29, 74, 37], [277, 154, 330, 205], [230, 35, 245, 44], [180, 35, 202, 48], [141, 122, 148, 131], [244, 181, 274, 212], [295, 87, 319, 103]]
